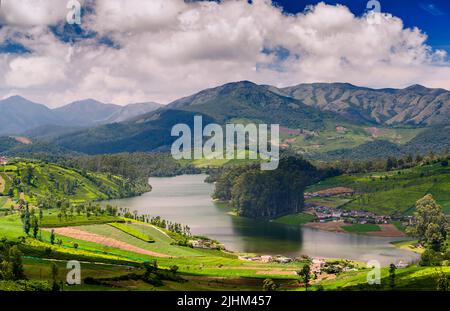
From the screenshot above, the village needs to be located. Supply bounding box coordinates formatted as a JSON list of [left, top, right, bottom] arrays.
[[304, 187, 413, 226]]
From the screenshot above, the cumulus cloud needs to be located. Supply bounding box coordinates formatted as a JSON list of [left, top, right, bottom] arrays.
[[0, 0, 449, 107], [0, 0, 71, 26], [5, 56, 66, 87]]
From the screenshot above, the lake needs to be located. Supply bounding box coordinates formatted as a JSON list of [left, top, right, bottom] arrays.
[[106, 174, 420, 265]]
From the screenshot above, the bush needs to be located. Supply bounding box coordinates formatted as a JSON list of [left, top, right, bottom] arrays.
[[420, 249, 444, 266]]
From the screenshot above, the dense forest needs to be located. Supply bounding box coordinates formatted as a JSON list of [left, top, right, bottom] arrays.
[[213, 154, 335, 219]]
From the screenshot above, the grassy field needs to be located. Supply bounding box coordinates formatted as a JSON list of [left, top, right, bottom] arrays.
[[342, 224, 381, 233], [273, 212, 316, 225], [0, 213, 305, 281], [109, 223, 155, 243], [314, 266, 450, 291], [306, 162, 450, 215], [1, 208, 447, 291], [41, 214, 123, 228]]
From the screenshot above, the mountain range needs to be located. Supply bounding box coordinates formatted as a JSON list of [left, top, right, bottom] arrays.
[[0, 96, 162, 135], [1, 81, 449, 158], [276, 83, 450, 126]]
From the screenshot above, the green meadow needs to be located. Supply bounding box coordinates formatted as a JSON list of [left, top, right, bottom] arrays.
[[342, 224, 381, 233]]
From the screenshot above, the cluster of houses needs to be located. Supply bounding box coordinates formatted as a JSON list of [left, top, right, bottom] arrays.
[[190, 239, 224, 250], [306, 204, 412, 225], [305, 187, 412, 225], [307, 205, 392, 224], [238, 255, 293, 264]]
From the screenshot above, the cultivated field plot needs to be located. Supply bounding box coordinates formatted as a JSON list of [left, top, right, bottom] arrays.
[[49, 227, 170, 258], [77, 224, 203, 257]]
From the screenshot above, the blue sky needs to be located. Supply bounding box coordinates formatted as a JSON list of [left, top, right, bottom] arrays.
[[1, 0, 450, 106], [273, 0, 450, 53]]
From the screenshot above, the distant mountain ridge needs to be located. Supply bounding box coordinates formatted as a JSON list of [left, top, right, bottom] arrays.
[[52, 99, 121, 127], [2, 81, 450, 158], [0, 96, 57, 135], [277, 83, 450, 126], [0, 96, 161, 135], [105, 102, 162, 123]]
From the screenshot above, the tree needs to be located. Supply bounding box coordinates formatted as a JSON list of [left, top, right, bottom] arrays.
[[406, 195, 448, 251], [389, 264, 396, 289], [50, 229, 55, 245], [50, 262, 59, 291], [262, 278, 278, 291], [420, 249, 443, 266], [23, 207, 31, 236], [297, 263, 311, 291], [24, 165, 34, 185], [32, 217, 39, 239], [9, 245, 25, 280], [143, 260, 158, 279], [436, 270, 449, 291], [386, 157, 397, 171]]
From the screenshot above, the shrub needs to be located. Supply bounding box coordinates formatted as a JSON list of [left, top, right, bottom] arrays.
[[420, 249, 444, 266]]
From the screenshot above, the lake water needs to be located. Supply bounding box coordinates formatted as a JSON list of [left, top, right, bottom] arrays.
[[106, 174, 419, 265]]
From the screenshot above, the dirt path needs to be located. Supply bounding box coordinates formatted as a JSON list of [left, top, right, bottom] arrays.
[[256, 269, 296, 276], [48, 227, 171, 258]]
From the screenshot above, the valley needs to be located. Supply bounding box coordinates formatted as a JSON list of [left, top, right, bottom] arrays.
[[0, 81, 449, 292]]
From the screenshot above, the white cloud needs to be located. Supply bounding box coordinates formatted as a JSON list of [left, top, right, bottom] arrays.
[[0, 0, 449, 107], [5, 56, 66, 88], [0, 0, 69, 26]]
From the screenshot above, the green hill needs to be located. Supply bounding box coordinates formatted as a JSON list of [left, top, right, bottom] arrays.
[[0, 159, 150, 206], [50, 82, 351, 155], [306, 162, 450, 215]]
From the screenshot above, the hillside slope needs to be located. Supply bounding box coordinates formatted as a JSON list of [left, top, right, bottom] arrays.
[[0, 159, 150, 206], [306, 162, 450, 215], [51, 82, 352, 154]]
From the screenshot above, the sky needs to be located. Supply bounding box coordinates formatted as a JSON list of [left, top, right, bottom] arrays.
[[0, 0, 449, 107]]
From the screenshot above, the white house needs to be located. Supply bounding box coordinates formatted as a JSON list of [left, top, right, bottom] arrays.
[[0, 156, 7, 165]]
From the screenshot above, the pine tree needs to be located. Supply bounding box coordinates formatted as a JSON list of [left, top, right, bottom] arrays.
[[389, 264, 396, 289], [32, 217, 39, 239], [23, 207, 31, 235], [50, 229, 55, 245]]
